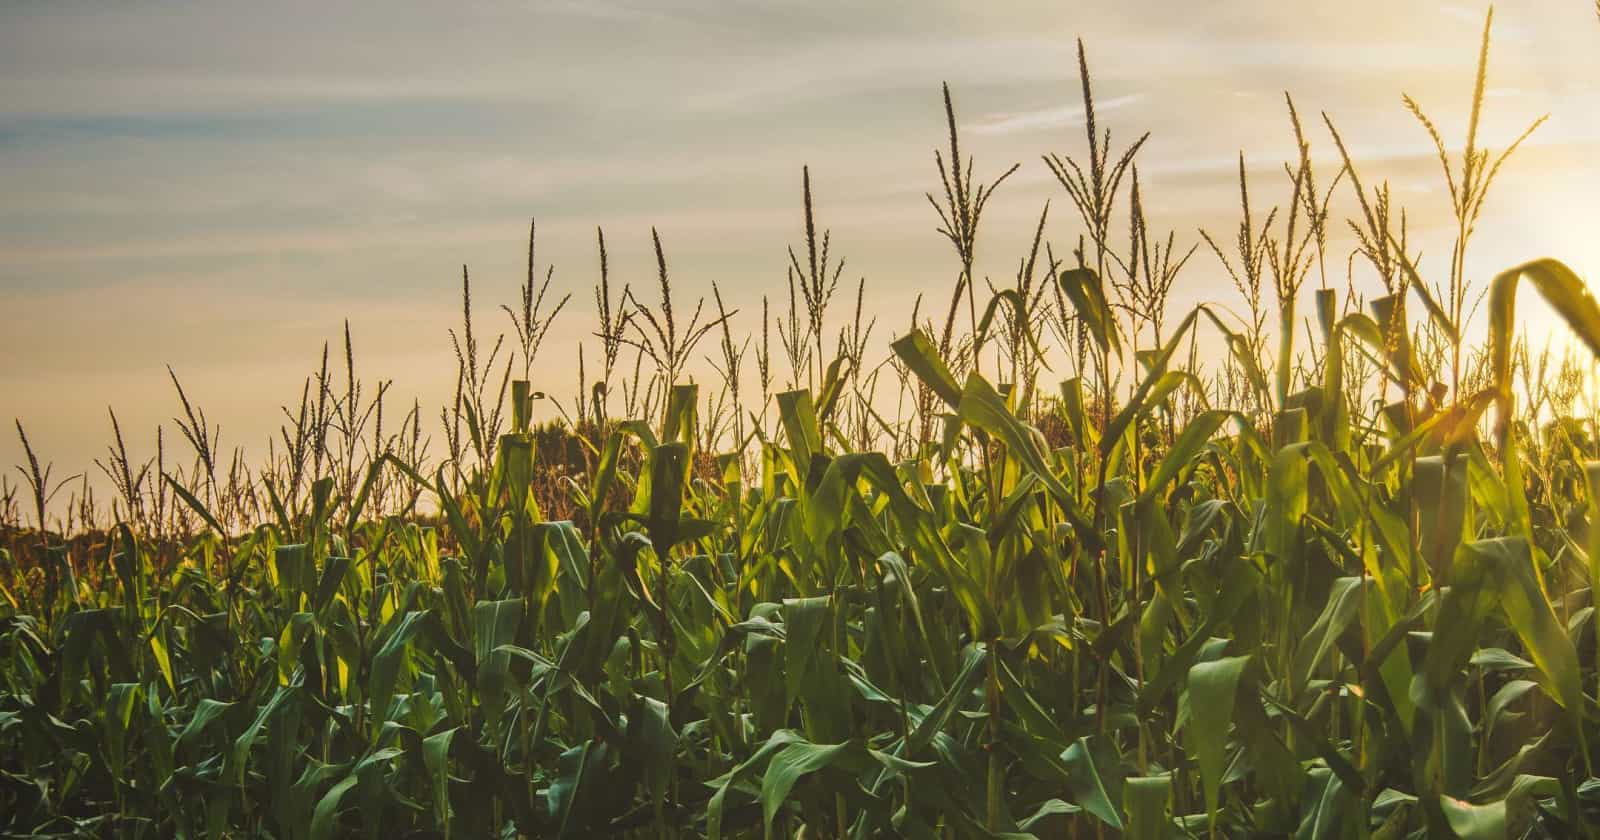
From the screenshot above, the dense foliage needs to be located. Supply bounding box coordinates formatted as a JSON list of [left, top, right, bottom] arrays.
[[9, 13, 1600, 839]]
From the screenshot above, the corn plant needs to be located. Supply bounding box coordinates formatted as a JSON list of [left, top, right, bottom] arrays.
[[8, 12, 1600, 840]]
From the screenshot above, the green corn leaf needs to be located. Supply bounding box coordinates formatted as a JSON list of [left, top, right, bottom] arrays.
[[1058, 267, 1121, 356], [176, 698, 234, 749], [472, 599, 523, 735], [1060, 736, 1123, 831], [1140, 409, 1229, 504], [815, 355, 851, 423], [1491, 540, 1584, 717], [1488, 259, 1600, 435], [423, 726, 459, 839], [663, 382, 699, 445], [705, 729, 807, 840], [891, 330, 964, 410], [164, 472, 226, 536], [759, 740, 854, 837], [1425, 540, 1505, 704], [1122, 775, 1172, 840], [625, 695, 677, 810], [1415, 455, 1469, 585], [308, 774, 362, 840], [1439, 795, 1505, 840], [277, 611, 316, 686], [1187, 654, 1250, 823], [1293, 576, 1365, 691]]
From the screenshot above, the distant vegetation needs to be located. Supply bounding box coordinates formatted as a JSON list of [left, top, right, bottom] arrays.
[[8, 9, 1600, 838]]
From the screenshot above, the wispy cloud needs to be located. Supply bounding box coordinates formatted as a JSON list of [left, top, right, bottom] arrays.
[[966, 94, 1145, 136]]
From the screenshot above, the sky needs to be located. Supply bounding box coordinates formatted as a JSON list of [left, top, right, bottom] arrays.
[[4, 1, 1600, 519]]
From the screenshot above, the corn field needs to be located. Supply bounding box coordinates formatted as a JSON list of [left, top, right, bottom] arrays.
[[8, 12, 1600, 839]]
